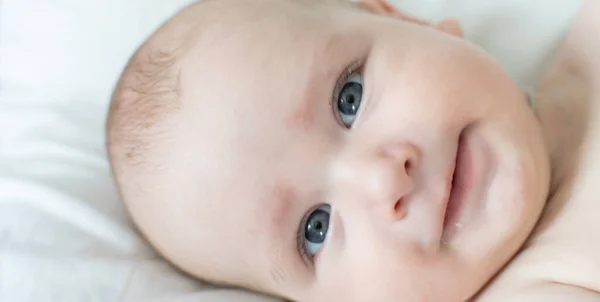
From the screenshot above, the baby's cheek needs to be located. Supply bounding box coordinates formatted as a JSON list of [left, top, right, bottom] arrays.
[[287, 100, 317, 132], [485, 163, 538, 230], [317, 246, 414, 300]]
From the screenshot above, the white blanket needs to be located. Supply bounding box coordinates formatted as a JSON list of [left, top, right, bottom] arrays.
[[0, 0, 581, 301]]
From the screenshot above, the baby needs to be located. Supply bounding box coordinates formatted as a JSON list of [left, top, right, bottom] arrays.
[[106, 0, 600, 301]]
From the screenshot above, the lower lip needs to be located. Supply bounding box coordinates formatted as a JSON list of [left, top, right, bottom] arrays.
[[443, 130, 475, 230]]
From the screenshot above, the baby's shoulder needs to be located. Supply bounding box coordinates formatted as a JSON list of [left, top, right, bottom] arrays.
[[475, 170, 600, 300], [478, 136, 600, 300], [477, 1, 600, 299], [487, 142, 600, 297]]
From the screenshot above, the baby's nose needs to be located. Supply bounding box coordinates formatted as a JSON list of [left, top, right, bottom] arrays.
[[334, 140, 420, 221], [374, 141, 419, 220]]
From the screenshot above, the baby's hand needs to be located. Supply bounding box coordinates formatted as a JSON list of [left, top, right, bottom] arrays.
[[359, 0, 463, 37]]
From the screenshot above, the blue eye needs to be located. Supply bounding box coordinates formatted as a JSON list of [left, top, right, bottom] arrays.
[[336, 72, 363, 128], [303, 205, 331, 256]]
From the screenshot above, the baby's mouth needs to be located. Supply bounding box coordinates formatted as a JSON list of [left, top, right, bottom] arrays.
[[443, 129, 469, 232]]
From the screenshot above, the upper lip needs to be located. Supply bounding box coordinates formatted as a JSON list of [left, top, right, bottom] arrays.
[[441, 133, 461, 229]]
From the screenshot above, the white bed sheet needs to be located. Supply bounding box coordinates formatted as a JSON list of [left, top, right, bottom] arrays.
[[0, 0, 581, 301]]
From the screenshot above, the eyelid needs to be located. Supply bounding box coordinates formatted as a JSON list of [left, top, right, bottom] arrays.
[[331, 60, 366, 128], [296, 204, 330, 266], [333, 60, 364, 104]]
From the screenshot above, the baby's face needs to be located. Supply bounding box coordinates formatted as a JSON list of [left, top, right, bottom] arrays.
[[143, 1, 551, 301]]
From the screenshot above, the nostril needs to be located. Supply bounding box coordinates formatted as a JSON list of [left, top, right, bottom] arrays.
[[394, 198, 402, 212], [393, 198, 407, 220], [404, 159, 413, 175], [380, 142, 420, 173]]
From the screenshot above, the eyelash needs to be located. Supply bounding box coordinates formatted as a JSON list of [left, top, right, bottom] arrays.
[[331, 60, 365, 111], [296, 214, 312, 263], [296, 203, 328, 264]]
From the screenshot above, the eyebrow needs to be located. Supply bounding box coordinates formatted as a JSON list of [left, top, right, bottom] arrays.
[[266, 183, 312, 288], [268, 241, 288, 286], [289, 31, 349, 131]]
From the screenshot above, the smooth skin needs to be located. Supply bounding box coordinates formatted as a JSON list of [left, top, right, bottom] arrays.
[[111, 0, 600, 301]]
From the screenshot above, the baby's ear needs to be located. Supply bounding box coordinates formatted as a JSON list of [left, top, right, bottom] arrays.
[[359, 0, 430, 25], [435, 18, 463, 38], [358, 0, 464, 38]]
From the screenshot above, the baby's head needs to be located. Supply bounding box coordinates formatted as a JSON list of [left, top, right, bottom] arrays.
[[107, 0, 551, 300]]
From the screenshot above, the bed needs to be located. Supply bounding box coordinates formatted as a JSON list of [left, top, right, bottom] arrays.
[[0, 0, 581, 301]]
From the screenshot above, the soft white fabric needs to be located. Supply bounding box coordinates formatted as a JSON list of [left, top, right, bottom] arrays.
[[0, 0, 582, 301]]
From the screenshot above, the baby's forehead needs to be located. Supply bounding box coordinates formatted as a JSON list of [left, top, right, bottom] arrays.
[[176, 9, 367, 126], [176, 0, 361, 50]]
